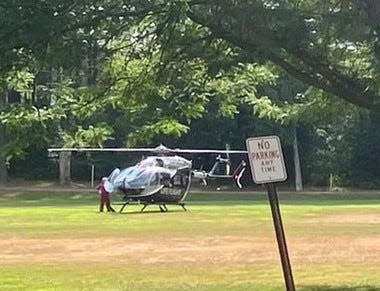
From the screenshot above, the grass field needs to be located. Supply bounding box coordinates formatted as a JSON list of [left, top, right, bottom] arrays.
[[0, 190, 379, 290]]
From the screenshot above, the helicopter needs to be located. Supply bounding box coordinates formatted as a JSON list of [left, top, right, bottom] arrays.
[[48, 144, 248, 213]]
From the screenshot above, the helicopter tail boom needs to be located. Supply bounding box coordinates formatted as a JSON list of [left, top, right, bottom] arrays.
[[192, 159, 247, 188]]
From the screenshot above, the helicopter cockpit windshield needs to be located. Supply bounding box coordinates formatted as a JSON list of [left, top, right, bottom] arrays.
[[107, 156, 192, 192]]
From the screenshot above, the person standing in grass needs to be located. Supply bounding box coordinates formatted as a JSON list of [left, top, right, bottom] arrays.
[[96, 177, 116, 212]]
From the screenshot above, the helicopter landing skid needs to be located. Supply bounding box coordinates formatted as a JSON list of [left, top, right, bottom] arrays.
[[116, 201, 187, 213]]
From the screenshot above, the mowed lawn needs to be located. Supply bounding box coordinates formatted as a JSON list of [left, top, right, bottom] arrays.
[[0, 190, 379, 290]]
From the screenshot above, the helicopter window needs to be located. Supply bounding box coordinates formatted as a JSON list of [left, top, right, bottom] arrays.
[[151, 174, 160, 185], [173, 173, 189, 187], [156, 158, 164, 167], [172, 175, 183, 186]]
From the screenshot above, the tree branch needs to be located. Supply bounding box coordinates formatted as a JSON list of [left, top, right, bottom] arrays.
[[187, 4, 380, 110]]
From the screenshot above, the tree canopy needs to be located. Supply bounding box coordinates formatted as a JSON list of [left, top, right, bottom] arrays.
[[1, 0, 380, 188], [3, 1, 380, 108]]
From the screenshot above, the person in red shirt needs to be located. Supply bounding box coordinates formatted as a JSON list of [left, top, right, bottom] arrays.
[[96, 177, 116, 212]]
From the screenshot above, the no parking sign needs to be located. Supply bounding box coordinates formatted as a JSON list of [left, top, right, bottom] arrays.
[[246, 136, 295, 291], [246, 136, 287, 184]]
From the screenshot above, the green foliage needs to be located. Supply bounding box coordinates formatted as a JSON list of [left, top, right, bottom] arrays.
[[185, 0, 380, 110], [293, 90, 370, 187], [127, 119, 189, 146], [0, 105, 59, 161], [206, 63, 278, 117], [2, 0, 380, 189], [249, 96, 300, 123], [61, 124, 114, 148], [0, 69, 62, 160], [5, 70, 35, 95], [102, 53, 198, 146], [0, 72, 113, 160]]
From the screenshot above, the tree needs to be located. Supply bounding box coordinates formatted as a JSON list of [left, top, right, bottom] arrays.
[[3, 1, 380, 110], [185, 0, 380, 110], [2, 0, 380, 188]]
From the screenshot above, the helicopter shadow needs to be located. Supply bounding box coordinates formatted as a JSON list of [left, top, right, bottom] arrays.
[[116, 209, 186, 215]]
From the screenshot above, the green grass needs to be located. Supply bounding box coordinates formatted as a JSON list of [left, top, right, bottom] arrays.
[[0, 191, 379, 290], [1, 264, 379, 291]]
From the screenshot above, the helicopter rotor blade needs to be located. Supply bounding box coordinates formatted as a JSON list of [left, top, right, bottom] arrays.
[[47, 144, 248, 154], [169, 149, 247, 154], [47, 148, 161, 153]]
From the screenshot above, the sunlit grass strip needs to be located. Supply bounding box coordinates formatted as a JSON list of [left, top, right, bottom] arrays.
[[0, 202, 379, 239], [0, 264, 379, 291]]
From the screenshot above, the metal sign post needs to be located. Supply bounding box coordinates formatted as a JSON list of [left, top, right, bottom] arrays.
[[246, 136, 296, 291], [266, 183, 296, 291]]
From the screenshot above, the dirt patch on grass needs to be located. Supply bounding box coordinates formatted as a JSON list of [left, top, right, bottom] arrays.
[[310, 212, 380, 224], [1, 235, 379, 266]]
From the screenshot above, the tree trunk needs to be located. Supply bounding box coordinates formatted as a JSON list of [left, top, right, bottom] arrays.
[[0, 92, 7, 183], [293, 126, 303, 191], [59, 151, 71, 185]]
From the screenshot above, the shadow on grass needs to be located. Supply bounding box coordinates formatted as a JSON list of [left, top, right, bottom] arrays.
[[117, 205, 187, 215], [1, 191, 380, 208], [0, 192, 97, 207], [298, 285, 380, 291], [118, 210, 186, 215]]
